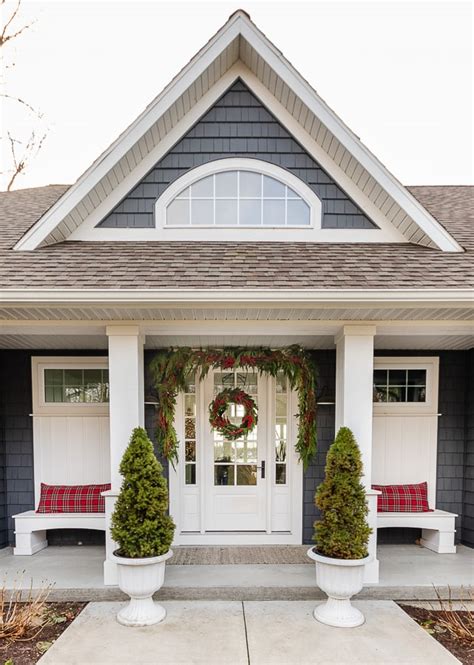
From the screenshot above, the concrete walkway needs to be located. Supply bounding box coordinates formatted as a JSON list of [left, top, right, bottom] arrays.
[[38, 600, 460, 665]]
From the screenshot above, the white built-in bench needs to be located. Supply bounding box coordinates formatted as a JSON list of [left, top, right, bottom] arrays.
[[13, 511, 106, 555], [377, 509, 457, 554]]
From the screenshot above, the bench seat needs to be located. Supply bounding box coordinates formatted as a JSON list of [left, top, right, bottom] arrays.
[[13, 510, 106, 555], [377, 509, 457, 553]]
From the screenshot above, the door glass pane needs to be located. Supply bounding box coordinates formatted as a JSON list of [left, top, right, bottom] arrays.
[[214, 440, 234, 462], [276, 395, 287, 417], [185, 418, 195, 439], [185, 441, 196, 462], [237, 465, 257, 486], [275, 439, 286, 463], [185, 395, 196, 416], [214, 465, 235, 486], [235, 439, 257, 463], [184, 375, 197, 485], [185, 464, 196, 485], [276, 464, 286, 484]]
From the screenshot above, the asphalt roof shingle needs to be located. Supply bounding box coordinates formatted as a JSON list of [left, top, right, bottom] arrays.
[[0, 185, 472, 290]]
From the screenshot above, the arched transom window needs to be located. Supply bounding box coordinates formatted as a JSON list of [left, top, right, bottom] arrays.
[[158, 160, 320, 230], [167, 170, 310, 227]]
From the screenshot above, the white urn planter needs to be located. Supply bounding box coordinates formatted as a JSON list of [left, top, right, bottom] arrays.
[[307, 548, 371, 628], [112, 549, 173, 627]]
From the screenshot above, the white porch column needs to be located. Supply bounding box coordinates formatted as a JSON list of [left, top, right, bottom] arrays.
[[103, 325, 145, 585], [335, 325, 379, 584]]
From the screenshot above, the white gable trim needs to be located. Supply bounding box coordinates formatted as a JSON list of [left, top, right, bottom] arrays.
[[14, 11, 462, 252], [67, 66, 406, 244]]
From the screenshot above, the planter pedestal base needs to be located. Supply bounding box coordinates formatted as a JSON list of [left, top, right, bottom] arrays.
[[117, 597, 166, 627], [313, 598, 365, 628]]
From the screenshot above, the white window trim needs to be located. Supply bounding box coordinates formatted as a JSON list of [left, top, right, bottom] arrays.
[[373, 356, 439, 415], [156, 158, 321, 231], [32, 356, 109, 417]]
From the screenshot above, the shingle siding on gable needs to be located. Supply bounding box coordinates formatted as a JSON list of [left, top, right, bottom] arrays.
[[98, 80, 376, 230]]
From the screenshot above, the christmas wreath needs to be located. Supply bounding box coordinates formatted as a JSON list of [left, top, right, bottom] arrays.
[[209, 388, 258, 440]]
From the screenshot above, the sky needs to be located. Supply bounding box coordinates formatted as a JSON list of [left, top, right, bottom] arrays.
[[1, 0, 472, 190]]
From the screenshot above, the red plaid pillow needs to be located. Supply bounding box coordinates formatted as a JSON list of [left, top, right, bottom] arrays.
[[372, 482, 431, 512], [36, 483, 111, 513]]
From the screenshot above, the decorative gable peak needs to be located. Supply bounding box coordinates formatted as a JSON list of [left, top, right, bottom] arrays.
[[14, 11, 462, 252]]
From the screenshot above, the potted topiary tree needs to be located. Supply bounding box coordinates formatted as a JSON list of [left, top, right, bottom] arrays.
[[111, 427, 175, 627], [307, 427, 372, 628]]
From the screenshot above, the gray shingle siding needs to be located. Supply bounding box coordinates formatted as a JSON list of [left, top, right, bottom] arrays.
[[462, 349, 474, 547], [98, 80, 377, 230], [0, 352, 35, 545]]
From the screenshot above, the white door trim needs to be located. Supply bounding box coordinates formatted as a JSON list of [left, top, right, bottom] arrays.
[[169, 370, 303, 545]]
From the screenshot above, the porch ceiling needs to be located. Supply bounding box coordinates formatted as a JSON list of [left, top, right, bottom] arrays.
[[0, 305, 473, 322]]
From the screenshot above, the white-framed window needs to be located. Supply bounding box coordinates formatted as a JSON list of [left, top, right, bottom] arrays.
[[155, 158, 322, 231], [32, 357, 109, 416], [373, 357, 439, 414]]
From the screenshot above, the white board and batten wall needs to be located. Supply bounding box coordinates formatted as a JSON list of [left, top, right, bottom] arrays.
[[31, 357, 111, 506], [372, 357, 440, 508]]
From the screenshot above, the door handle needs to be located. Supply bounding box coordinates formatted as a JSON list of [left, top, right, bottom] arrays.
[[256, 460, 265, 479]]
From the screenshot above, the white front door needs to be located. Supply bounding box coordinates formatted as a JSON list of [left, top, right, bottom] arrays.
[[171, 365, 303, 544], [204, 368, 266, 531]]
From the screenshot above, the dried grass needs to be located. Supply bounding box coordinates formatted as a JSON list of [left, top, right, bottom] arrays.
[[0, 574, 53, 644], [431, 586, 474, 645]]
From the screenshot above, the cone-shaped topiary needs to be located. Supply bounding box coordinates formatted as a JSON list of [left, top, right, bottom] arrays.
[[313, 427, 371, 559], [111, 427, 175, 558]]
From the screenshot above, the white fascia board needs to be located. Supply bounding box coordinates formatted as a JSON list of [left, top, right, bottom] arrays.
[[237, 21, 463, 253], [14, 15, 244, 252], [1, 288, 473, 307]]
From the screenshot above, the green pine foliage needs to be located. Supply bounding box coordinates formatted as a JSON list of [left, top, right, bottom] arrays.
[[111, 427, 175, 558], [149, 345, 318, 469], [313, 427, 371, 559]]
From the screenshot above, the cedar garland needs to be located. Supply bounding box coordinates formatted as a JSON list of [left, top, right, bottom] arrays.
[[149, 345, 318, 469]]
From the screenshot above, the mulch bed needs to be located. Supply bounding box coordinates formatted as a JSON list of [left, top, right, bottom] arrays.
[[400, 604, 474, 665], [0, 602, 85, 665]]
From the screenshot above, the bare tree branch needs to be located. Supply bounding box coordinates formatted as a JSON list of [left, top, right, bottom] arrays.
[[1, 0, 46, 190], [6, 128, 47, 191], [1, 92, 42, 118], [0, 0, 34, 48]]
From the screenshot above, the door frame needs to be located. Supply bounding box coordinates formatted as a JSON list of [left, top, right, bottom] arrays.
[[169, 369, 303, 545]]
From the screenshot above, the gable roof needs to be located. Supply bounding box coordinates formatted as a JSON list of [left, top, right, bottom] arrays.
[[0, 185, 472, 293], [13, 11, 462, 253]]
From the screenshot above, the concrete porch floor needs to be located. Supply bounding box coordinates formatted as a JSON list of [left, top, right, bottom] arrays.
[[1, 544, 473, 601]]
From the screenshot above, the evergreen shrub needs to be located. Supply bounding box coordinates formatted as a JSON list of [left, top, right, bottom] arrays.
[[111, 427, 175, 558], [313, 427, 371, 559]]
